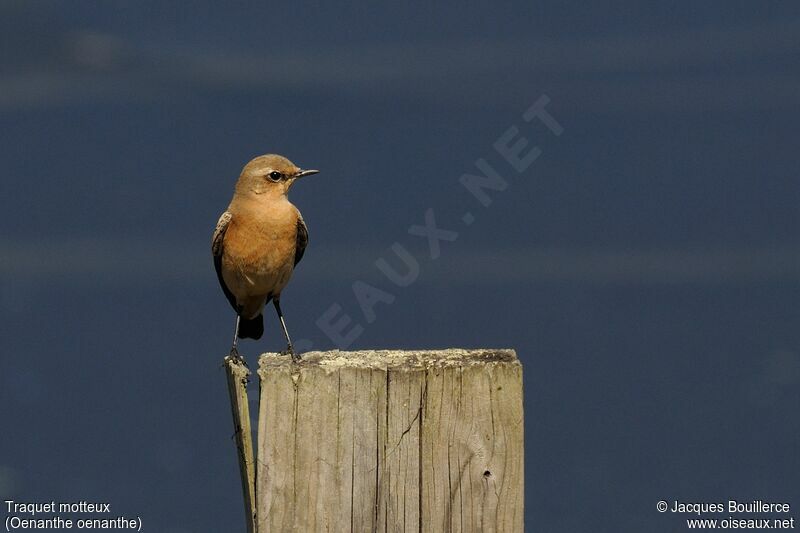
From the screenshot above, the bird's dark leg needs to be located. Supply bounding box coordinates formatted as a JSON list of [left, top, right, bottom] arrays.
[[273, 299, 298, 361], [229, 314, 242, 359]]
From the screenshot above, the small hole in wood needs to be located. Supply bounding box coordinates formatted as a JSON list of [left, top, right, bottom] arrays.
[[483, 470, 492, 478]]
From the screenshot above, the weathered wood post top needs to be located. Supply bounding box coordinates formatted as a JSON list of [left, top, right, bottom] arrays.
[[257, 348, 524, 532]]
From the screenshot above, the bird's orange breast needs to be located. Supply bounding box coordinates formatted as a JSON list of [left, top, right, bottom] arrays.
[[221, 201, 299, 301]]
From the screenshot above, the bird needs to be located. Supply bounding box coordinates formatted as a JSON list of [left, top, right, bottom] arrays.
[[212, 154, 319, 360]]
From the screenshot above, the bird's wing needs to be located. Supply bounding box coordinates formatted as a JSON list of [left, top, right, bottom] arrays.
[[212, 211, 238, 311], [294, 214, 308, 266], [212, 211, 231, 257]]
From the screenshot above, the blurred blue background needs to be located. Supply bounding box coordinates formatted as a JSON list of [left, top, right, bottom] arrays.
[[1, 2, 798, 531]]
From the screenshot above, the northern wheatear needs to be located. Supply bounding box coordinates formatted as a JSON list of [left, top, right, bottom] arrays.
[[212, 154, 318, 359]]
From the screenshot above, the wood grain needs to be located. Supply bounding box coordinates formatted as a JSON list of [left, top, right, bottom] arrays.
[[255, 349, 523, 532], [224, 355, 257, 533]]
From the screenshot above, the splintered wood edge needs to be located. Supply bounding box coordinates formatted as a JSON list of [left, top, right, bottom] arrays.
[[224, 355, 252, 381], [223, 355, 257, 533], [258, 348, 519, 375]]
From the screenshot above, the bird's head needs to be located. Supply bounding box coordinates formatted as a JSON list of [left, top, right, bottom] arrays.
[[235, 154, 319, 198]]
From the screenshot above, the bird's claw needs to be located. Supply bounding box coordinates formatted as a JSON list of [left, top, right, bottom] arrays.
[[281, 345, 301, 362], [228, 347, 244, 362]]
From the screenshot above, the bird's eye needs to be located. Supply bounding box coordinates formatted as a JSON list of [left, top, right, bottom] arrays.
[[268, 171, 283, 181]]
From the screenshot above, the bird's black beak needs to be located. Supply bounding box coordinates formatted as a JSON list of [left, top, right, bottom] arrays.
[[295, 169, 320, 179]]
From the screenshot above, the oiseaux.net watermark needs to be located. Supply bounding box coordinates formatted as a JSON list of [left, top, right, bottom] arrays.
[[293, 94, 563, 351], [657, 499, 795, 529]]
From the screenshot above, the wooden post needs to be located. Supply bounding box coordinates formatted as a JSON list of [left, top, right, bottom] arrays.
[[255, 349, 524, 532], [224, 355, 257, 533]]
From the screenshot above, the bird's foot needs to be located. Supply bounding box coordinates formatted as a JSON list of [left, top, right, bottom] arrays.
[[280, 344, 301, 362], [228, 346, 244, 362]]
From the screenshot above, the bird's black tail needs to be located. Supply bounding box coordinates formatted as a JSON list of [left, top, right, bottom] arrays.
[[238, 314, 264, 340]]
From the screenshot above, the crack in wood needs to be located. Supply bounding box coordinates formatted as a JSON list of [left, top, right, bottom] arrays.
[[246, 350, 522, 532]]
